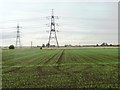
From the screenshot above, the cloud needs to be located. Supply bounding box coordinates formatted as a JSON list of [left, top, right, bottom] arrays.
[[1, 31, 16, 39], [0, 1, 118, 46]]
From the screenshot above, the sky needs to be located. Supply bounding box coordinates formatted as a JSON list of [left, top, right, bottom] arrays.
[[0, 0, 118, 46]]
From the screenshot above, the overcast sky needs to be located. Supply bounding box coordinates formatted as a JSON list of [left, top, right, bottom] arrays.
[[0, 0, 118, 46]]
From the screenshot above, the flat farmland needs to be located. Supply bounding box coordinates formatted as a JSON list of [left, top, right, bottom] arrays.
[[2, 48, 119, 88]]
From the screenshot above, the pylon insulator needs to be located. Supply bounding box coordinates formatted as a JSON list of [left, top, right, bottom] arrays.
[[52, 16, 54, 18]]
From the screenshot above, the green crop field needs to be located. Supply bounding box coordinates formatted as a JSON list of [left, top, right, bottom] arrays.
[[2, 48, 119, 88]]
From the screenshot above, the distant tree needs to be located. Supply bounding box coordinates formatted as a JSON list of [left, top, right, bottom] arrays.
[[37, 45, 40, 47], [110, 44, 112, 46], [9, 45, 15, 49], [105, 43, 108, 46], [101, 42, 106, 46], [96, 44, 99, 46], [64, 45, 68, 47], [42, 44, 45, 47], [40, 47, 42, 49], [46, 43, 50, 47], [101, 42, 109, 46]]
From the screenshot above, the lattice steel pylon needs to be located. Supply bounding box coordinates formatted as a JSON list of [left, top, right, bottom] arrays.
[[47, 9, 59, 48], [16, 24, 22, 48]]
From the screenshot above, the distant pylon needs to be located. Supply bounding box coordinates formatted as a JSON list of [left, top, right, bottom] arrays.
[[16, 24, 22, 48], [47, 9, 59, 48]]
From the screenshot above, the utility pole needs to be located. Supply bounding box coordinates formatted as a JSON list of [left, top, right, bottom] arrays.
[[16, 24, 22, 48], [31, 41, 32, 48], [47, 9, 59, 48]]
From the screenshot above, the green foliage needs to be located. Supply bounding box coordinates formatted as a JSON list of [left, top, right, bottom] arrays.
[[2, 48, 118, 88], [9, 45, 15, 49], [42, 44, 45, 47], [40, 47, 42, 49]]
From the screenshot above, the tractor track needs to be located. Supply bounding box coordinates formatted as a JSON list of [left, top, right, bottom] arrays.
[[87, 55, 118, 68], [55, 50, 65, 67], [44, 50, 61, 64], [53, 50, 80, 88], [3, 51, 49, 74], [36, 50, 62, 76], [74, 51, 117, 68], [3, 67, 21, 73]]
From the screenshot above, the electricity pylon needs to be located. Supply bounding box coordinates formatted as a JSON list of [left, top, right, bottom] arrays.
[[47, 9, 59, 48], [16, 24, 22, 48]]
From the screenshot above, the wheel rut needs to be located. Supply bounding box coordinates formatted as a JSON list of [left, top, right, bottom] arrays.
[[53, 50, 80, 88], [44, 51, 61, 64], [36, 50, 62, 76]]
